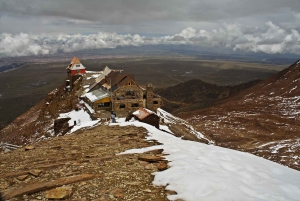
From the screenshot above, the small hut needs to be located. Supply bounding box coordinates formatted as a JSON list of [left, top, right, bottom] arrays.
[[130, 108, 159, 128], [66, 57, 86, 75]]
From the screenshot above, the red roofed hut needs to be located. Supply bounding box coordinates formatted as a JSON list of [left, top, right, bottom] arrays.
[[129, 108, 160, 128], [66, 57, 86, 75]]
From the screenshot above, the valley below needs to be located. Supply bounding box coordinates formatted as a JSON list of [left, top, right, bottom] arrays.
[[0, 55, 300, 200], [0, 56, 284, 130]]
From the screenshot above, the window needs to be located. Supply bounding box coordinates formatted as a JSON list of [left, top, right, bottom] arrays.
[[119, 104, 126, 108], [126, 91, 134, 96], [98, 102, 110, 108], [153, 101, 159, 104], [76, 64, 80, 67], [131, 103, 139, 107]]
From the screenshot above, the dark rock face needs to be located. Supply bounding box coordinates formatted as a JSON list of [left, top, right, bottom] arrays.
[[0, 193, 4, 201], [54, 117, 72, 135]]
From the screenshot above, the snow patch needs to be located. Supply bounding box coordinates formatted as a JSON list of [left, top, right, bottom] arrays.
[[118, 120, 300, 201], [157, 108, 214, 144], [59, 109, 99, 133], [80, 100, 95, 114]]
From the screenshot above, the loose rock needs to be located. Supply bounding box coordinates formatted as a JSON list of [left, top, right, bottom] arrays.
[[45, 186, 73, 200], [138, 155, 164, 162]]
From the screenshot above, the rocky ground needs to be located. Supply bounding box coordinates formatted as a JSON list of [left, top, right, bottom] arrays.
[[0, 124, 176, 201]]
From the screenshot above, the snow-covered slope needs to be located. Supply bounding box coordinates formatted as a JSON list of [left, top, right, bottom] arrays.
[[183, 60, 300, 171], [119, 119, 300, 201], [157, 108, 214, 144]]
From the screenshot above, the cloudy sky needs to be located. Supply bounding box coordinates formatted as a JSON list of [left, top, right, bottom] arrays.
[[1, 0, 300, 57]]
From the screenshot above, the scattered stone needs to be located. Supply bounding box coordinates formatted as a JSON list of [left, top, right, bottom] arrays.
[[0, 171, 30, 179], [29, 170, 43, 177], [17, 174, 29, 181], [0, 183, 10, 190], [139, 195, 151, 200], [99, 187, 108, 194], [166, 190, 177, 195], [24, 145, 35, 151], [92, 195, 109, 201], [71, 150, 78, 154], [125, 161, 134, 165], [80, 181, 87, 186], [145, 164, 155, 170], [143, 189, 152, 193], [110, 188, 124, 198], [145, 149, 164, 155], [139, 161, 148, 166], [45, 186, 73, 200], [97, 156, 114, 162], [6, 178, 14, 186], [138, 155, 164, 162], [157, 162, 168, 171], [120, 140, 129, 144], [85, 154, 97, 158], [126, 181, 142, 186], [51, 146, 62, 149]]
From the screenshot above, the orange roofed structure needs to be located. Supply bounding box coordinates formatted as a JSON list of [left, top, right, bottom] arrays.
[[66, 57, 86, 75]]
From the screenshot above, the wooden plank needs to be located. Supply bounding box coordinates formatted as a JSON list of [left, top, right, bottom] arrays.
[[3, 174, 98, 200]]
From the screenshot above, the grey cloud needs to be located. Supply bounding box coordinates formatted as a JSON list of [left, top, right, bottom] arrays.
[[1, 0, 299, 24], [1, 22, 300, 57], [170, 36, 186, 41]]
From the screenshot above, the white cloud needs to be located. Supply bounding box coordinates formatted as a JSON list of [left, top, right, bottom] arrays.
[[1, 22, 300, 57]]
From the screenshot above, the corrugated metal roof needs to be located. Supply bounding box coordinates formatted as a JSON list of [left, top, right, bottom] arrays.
[[85, 88, 110, 102]]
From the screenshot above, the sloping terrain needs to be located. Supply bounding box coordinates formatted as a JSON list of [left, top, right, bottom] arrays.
[[157, 79, 260, 114], [0, 85, 78, 145], [0, 125, 170, 201], [180, 60, 300, 170]]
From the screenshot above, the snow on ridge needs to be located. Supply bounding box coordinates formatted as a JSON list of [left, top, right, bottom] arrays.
[[119, 120, 300, 201], [59, 109, 99, 133], [80, 100, 95, 114], [258, 139, 300, 154], [157, 108, 214, 144], [289, 86, 297, 93], [157, 108, 185, 124]]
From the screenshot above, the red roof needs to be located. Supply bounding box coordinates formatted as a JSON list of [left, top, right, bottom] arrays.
[[67, 57, 85, 70], [133, 108, 154, 120], [71, 57, 81, 64]]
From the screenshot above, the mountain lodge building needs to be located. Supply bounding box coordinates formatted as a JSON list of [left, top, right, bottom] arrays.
[[64, 57, 162, 115]]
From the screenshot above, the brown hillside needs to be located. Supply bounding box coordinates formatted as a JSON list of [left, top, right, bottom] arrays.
[[181, 60, 300, 170], [157, 79, 260, 114]]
